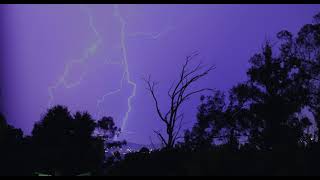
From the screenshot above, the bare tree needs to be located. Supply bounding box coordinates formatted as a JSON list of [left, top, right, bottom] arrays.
[[145, 52, 215, 149]]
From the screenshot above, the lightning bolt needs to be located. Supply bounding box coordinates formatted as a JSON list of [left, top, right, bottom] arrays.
[[96, 71, 126, 118], [48, 5, 102, 107], [97, 5, 175, 137], [112, 4, 137, 133], [48, 4, 174, 138]]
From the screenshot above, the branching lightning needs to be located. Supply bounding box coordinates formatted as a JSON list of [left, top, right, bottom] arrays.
[[48, 5, 102, 107], [48, 4, 174, 138], [97, 5, 175, 136]]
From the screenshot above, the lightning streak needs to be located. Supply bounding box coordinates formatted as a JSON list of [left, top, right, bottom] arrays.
[[112, 4, 137, 133], [48, 5, 102, 107], [97, 5, 175, 135], [49, 4, 173, 137]]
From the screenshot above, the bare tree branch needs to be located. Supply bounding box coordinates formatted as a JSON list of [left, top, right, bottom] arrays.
[[173, 113, 184, 143], [154, 130, 167, 147], [144, 76, 168, 125], [145, 53, 214, 149]]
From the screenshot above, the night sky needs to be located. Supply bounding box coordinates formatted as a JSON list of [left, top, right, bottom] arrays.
[[1, 4, 319, 144]]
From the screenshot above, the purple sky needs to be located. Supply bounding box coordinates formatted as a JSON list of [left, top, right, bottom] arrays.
[[1, 4, 319, 144]]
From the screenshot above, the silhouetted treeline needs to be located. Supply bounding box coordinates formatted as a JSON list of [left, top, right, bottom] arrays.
[[1, 12, 320, 176], [0, 106, 125, 176], [107, 12, 320, 176], [107, 146, 320, 176]]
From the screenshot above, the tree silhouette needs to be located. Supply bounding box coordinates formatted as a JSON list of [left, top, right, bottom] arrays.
[[182, 88, 252, 150], [96, 116, 125, 149], [30, 105, 120, 176], [240, 42, 311, 150], [291, 13, 320, 141], [0, 113, 25, 176], [145, 52, 215, 149], [184, 18, 316, 152]]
